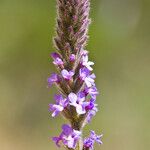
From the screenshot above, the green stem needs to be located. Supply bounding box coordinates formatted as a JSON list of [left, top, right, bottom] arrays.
[[78, 136, 83, 150]]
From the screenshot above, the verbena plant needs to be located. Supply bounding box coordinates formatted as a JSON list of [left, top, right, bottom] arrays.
[[48, 0, 103, 150]]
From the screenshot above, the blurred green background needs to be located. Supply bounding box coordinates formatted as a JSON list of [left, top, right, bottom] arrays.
[[0, 0, 150, 150]]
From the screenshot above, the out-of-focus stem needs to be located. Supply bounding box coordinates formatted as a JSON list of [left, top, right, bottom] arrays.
[[78, 136, 83, 150]]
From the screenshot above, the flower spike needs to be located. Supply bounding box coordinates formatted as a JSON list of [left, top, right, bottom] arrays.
[[48, 0, 103, 149]]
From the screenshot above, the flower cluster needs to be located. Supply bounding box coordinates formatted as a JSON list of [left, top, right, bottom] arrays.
[[53, 124, 81, 149], [48, 0, 103, 149], [83, 131, 103, 150]]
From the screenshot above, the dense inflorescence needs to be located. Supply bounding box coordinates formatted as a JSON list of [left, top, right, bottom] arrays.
[[48, 0, 103, 149]]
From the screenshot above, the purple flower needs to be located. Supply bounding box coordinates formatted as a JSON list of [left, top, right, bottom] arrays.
[[47, 73, 59, 86], [86, 103, 98, 123], [85, 73, 96, 88], [51, 52, 61, 59], [84, 131, 103, 149], [53, 124, 81, 149], [90, 131, 103, 144], [53, 57, 64, 66], [69, 54, 76, 62], [85, 99, 98, 111], [79, 67, 90, 79], [68, 92, 89, 115], [49, 94, 68, 117], [51, 52, 64, 66], [81, 55, 94, 71], [86, 111, 96, 123], [81, 50, 89, 56], [84, 86, 99, 99], [52, 137, 61, 147], [84, 138, 94, 149], [83, 99, 98, 123], [61, 69, 74, 80], [79, 68, 96, 87]]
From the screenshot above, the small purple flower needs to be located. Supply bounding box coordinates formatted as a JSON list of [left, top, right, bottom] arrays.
[[86, 105, 98, 123], [84, 138, 94, 149], [84, 99, 98, 123], [61, 69, 74, 80], [51, 52, 61, 59], [84, 131, 103, 149], [69, 54, 76, 62], [68, 92, 85, 114], [84, 86, 99, 99], [47, 73, 59, 86], [51, 52, 64, 66], [81, 50, 89, 56], [79, 68, 96, 87], [53, 57, 64, 66], [81, 55, 94, 71], [90, 131, 103, 144], [79, 67, 90, 80], [68, 92, 88, 115], [85, 73, 96, 88], [85, 99, 98, 111], [52, 137, 61, 147], [49, 94, 68, 117], [53, 124, 81, 149]]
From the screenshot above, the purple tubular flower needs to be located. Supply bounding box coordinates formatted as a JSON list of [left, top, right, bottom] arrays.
[[53, 124, 81, 149], [85, 99, 97, 111], [81, 55, 94, 71], [84, 86, 99, 99], [68, 92, 96, 115], [61, 69, 74, 80], [52, 136, 61, 147], [79, 67, 90, 80], [47, 73, 59, 86], [69, 54, 76, 62], [81, 50, 89, 56], [86, 110, 97, 123], [49, 0, 103, 149], [86, 100, 98, 123], [51, 52, 64, 66], [84, 131, 103, 149], [90, 131, 103, 145], [84, 73, 96, 88], [68, 92, 87, 115], [79, 68, 96, 87], [53, 57, 64, 66], [51, 52, 61, 58], [51, 52, 61, 59], [49, 94, 68, 117], [85, 99, 98, 123], [83, 138, 94, 149]]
